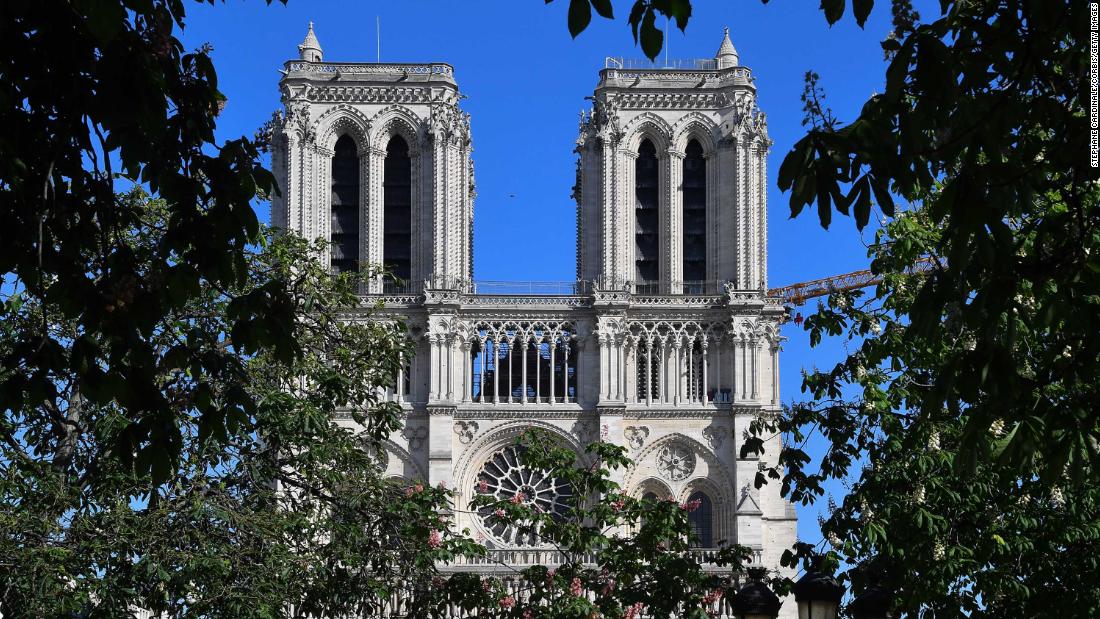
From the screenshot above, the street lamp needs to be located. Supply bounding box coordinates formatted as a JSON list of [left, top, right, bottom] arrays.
[[731, 567, 782, 619], [792, 559, 844, 619], [849, 580, 892, 619]]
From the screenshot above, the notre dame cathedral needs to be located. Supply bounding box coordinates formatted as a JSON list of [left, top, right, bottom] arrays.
[[270, 23, 797, 618]]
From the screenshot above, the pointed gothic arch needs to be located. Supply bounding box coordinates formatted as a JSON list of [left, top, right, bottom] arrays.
[[622, 113, 674, 153], [670, 113, 719, 154], [315, 106, 372, 151]]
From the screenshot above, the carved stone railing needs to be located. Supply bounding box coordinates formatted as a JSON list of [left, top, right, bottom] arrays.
[[442, 546, 762, 572], [604, 57, 718, 70], [284, 61, 454, 76], [352, 278, 778, 311]]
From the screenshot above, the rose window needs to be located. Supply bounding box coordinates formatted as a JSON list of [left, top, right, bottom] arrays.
[[475, 445, 573, 546], [656, 443, 696, 481]]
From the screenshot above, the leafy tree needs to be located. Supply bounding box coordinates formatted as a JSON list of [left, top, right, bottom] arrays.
[[0, 189, 476, 616], [563, 0, 1098, 615], [752, 1, 1097, 616], [1, 0, 294, 488]]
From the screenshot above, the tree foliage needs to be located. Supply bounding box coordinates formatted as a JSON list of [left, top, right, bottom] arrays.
[[560, 0, 1098, 614], [748, 1, 1097, 616], [1, 0, 293, 488], [0, 190, 457, 616]]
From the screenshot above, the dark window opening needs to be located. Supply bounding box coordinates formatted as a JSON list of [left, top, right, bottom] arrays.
[[635, 139, 660, 288], [330, 135, 359, 273], [687, 490, 714, 547], [384, 135, 412, 283], [682, 139, 707, 285]]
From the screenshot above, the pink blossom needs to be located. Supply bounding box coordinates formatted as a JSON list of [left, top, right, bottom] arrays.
[[494, 508, 506, 518], [601, 578, 616, 595], [611, 498, 626, 512], [681, 499, 702, 513], [625, 602, 645, 619], [510, 491, 526, 504], [414, 483, 424, 493], [499, 595, 515, 609], [437, 480, 447, 490], [427, 529, 442, 549], [523, 609, 534, 619], [478, 478, 489, 493], [703, 588, 725, 605], [546, 568, 556, 583], [404, 486, 415, 498], [570, 577, 583, 597], [481, 578, 491, 592]]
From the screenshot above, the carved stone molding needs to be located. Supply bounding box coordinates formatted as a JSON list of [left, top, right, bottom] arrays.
[[701, 425, 725, 450], [624, 426, 649, 451], [452, 408, 586, 420], [623, 409, 727, 420], [453, 420, 480, 444]]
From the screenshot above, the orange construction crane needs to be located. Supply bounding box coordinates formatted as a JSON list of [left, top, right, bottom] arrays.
[[768, 257, 935, 306]]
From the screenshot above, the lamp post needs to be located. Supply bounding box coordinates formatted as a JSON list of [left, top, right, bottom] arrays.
[[792, 559, 844, 619], [732, 567, 782, 619]]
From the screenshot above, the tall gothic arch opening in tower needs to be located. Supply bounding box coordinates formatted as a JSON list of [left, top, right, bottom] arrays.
[[682, 139, 707, 291], [383, 135, 412, 285], [330, 134, 360, 274], [635, 139, 659, 293]]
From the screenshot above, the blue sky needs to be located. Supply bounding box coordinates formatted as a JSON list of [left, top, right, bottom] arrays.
[[181, 0, 931, 549]]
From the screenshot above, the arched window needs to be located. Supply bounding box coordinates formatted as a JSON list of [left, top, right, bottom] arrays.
[[330, 135, 360, 273], [682, 139, 707, 290], [687, 490, 714, 547], [383, 135, 412, 284], [635, 139, 660, 293]]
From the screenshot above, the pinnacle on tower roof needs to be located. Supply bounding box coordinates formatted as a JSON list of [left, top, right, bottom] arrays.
[[715, 26, 739, 69], [298, 21, 323, 62]]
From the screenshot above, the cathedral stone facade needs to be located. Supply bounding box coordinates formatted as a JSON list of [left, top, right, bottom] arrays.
[[271, 23, 796, 617]]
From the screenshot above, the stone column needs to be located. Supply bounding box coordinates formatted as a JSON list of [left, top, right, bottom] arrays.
[[619, 149, 638, 286], [645, 339, 653, 406], [666, 149, 685, 294], [701, 338, 709, 404], [427, 333, 440, 401], [705, 151, 719, 283], [366, 146, 386, 292], [460, 340, 472, 403], [672, 338, 683, 405], [520, 335, 529, 404], [492, 336, 501, 404]]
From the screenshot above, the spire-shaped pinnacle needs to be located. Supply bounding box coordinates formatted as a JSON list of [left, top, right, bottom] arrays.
[[715, 26, 739, 69], [298, 21, 323, 62]]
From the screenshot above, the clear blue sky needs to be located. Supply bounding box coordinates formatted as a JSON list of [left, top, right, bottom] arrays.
[[181, 0, 935, 550]]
